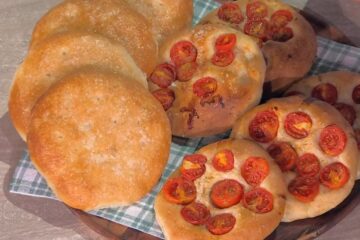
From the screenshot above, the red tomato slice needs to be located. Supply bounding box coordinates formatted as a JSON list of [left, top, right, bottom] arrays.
[[334, 103, 356, 126], [311, 83, 338, 105], [241, 157, 269, 186], [249, 110, 279, 143], [149, 63, 176, 88], [217, 3, 244, 24], [243, 187, 273, 213], [180, 202, 210, 225], [211, 50, 235, 67], [319, 124, 347, 156], [170, 41, 197, 66], [320, 162, 350, 189], [215, 33, 237, 52], [244, 19, 269, 40], [176, 62, 197, 82], [246, 1, 268, 20], [352, 84, 360, 104], [270, 26, 294, 42], [206, 213, 236, 235], [267, 142, 298, 172], [296, 153, 321, 177], [288, 176, 319, 202], [212, 149, 234, 172], [284, 111, 312, 139], [270, 9, 293, 28], [210, 179, 244, 208], [151, 88, 175, 111], [163, 177, 196, 205], [193, 77, 218, 98], [180, 154, 207, 181]]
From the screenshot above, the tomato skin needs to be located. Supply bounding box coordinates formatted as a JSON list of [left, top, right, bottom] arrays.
[[212, 149, 235, 172], [217, 3, 244, 24], [176, 62, 197, 82], [180, 154, 207, 181], [269, 26, 294, 42], [311, 83, 338, 105], [149, 63, 176, 88], [243, 187, 274, 213], [352, 84, 360, 104], [296, 153, 321, 177], [246, 1, 268, 20], [267, 142, 298, 172], [241, 157, 269, 186], [320, 162, 350, 189], [151, 88, 175, 111], [319, 124, 347, 156], [248, 110, 279, 143], [270, 9, 293, 28], [215, 33, 237, 52], [210, 179, 244, 208], [180, 202, 210, 225], [244, 19, 269, 41], [284, 111, 312, 139], [288, 176, 319, 202], [163, 177, 196, 205], [334, 103, 356, 126], [211, 51, 235, 67], [206, 213, 236, 235], [170, 41, 197, 66], [193, 77, 218, 98]]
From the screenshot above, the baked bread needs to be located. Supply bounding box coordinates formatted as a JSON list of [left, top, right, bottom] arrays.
[[9, 32, 146, 141], [27, 69, 171, 211], [155, 138, 286, 240], [148, 23, 266, 137], [124, 0, 193, 43], [231, 96, 358, 222], [285, 71, 360, 178], [200, 0, 317, 97], [29, 0, 157, 74]]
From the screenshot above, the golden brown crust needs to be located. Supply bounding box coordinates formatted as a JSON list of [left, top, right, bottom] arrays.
[[27, 69, 171, 211], [231, 96, 358, 221], [124, 0, 193, 43], [29, 0, 157, 74], [155, 138, 286, 240], [200, 0, 317, 96], [8, 31, 147, 141], [150, 23, 265, 137]]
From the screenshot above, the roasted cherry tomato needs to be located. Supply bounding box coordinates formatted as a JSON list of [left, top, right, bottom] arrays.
[[181, 202, 210, 225], [284, 111, 312, 139], [212, 149, 234, 172], [163, 177, 196, 205], [243, 187, 273, 213], [320, 162, 350, 189], [270, 9, 293, 28], [193, 77, 217, 98], [241, 157, 269, 186], [267, 142, 298, 172], [244, 19, 269, 41], [334, 103, 356, 126], [249, 110, 279, 143], [180, 154, 207, 181], [319, 124, 347, 156], [176, 62, 198, 82], [296, 153, 321, 177], [246, 1, 268, 20], [352, 84, 360, 104], [206, 213, 236, 235], [217, 3, 244, 24], [170, 41, 197, 66], [151, 88, 175, 111], [270, 26, 294, 42], [288, 176, 319, 202], [149, 63, 176, 88], [311, 83, 338, 105], [210, 179, 244, 208], [215, 33, 237, 52], [211, 51, 235, 67]]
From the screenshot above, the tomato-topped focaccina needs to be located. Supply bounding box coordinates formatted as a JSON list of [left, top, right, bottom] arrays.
[[200, 0, 317, 97], [148, 23, 265, 138], [154, 139, 286, 240], [231, 95, 358, 222]]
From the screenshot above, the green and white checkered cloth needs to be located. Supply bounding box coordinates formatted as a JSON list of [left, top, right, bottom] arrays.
[[9, 0, 360, 239]]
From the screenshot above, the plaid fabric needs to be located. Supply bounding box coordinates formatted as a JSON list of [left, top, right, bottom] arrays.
[[8, 0, 360, 239]]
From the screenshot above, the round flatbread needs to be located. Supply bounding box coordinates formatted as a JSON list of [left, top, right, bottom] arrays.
[[231, 96, 358, 222], [9, 32, 146, 141], [155, 138, 286, 240], [27, 69, 171, 211], [200, 0, 317, 96], [29, 0, 157, 74], [285, 71, 360, 178], [148, 23, 266, 137]]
